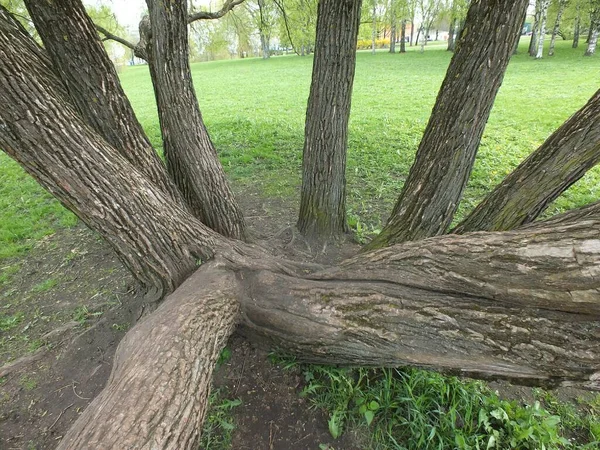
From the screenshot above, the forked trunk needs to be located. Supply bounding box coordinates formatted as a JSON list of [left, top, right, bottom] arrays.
[[297, 0, 362, 238], [144, 0, 247, 239], [23, 0, 183, 204], [367, 0, 528, 249], [455, 89, 600, 233]]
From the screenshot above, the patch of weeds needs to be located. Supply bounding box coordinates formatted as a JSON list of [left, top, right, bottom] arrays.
[[217, 346, 232, 367], [347, 212, 381, 244], [287, 364, 579, 450], [200, 388, 242, 450], [0, 311, 24, 331], [19, 375, 37, 391], [0, 376, 6, 386], [0, 263, 20, 287], [31, 278, 58, 293], [72, 306, 103, 325], [27, 339, 44, 353], [534, 388, 600, 447]]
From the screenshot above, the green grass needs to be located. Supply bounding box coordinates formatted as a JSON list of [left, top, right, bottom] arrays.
[[1, 39, 599, 257], [271, 357, 599, 450]]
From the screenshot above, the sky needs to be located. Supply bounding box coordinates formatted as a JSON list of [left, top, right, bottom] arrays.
[[88, 0, 217, 30]]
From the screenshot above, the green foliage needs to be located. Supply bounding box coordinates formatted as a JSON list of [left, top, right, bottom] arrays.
[[293, 365, 592, 450], [200, 389, 242, 450]]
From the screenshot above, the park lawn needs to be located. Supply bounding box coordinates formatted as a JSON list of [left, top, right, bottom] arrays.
[[1, 39, 599, 258]]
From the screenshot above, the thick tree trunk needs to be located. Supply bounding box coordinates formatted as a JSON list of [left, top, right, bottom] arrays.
[[59, 207, 600, 447], [400, 19, 406, 52], [0, 20, 218, 296], [573, 6, 581, 48], [145, 0, 247, 239], [548, 0, 566, 56], [297, 0, 362, 238], [529, 0, 542, 56], [535, 0, 550, 59], [366, 0, 529, 249], [23, 0, 183, 204], [447, 17, 456, 51], [57, 264, 240, 449], [454, 89, 600, 234]]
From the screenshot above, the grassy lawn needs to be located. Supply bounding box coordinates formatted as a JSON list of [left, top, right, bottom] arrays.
[[1, 39, 599, 257]]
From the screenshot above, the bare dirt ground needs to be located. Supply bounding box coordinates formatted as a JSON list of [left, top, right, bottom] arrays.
[[0, 188, 363, 450]]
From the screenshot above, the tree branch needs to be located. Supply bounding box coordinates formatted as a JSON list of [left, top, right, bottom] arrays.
[[187, 0, 246, 22], [94, 24, 136, 51]]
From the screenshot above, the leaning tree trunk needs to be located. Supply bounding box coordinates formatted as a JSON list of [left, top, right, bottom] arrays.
[[573, 5, 581, 48], [535, 0, 550, 59], [454, 89, 600, 233], [548, 0, 567, 56], [22, 0, 183, 204], [366, 0, 529, 250], [297, 0, 362, 238], [144, 0, 247, 239]]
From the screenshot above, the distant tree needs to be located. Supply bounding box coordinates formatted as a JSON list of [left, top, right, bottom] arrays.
[[548, 0, 568, 56], [584, 0, 599, 55], [535, 0, 550, 58], [246, 0, 277, 58], [573, 2, 582, 46], [530, 0, 542, 55], [274, 0, 317, 55]]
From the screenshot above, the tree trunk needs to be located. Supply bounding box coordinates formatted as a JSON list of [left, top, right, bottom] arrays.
[[22, 0, 183, 205], [585, 26, 599, 55], [410, 14, 414, 45], [447, 17, 456, 51], [144, 0, 246, 240], [258, 0, 271, 59], [0, 20, 219, 296], [529, 0, 542, 56], [548, 0, 566, 56], [400, 19, 406, 52], [389, 5, 396, 54], [454, 89, 600, 233], [260, 32, 270, 58], [366, 0, 529, 249], [297, 0, 362, 238], [535, 0, 550, 59], [372, 1, 377, 54], [59, 207, 600, 446], [573, 5, 581, 48], [514, 14, 527, 54]]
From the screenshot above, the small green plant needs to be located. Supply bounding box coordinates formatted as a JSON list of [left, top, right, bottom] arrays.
[[0, 311, 24, 331], [217, 347, 232, 366], [199, 389, 242, 450], [19, 375, 37, 391], [72, 306, 103, 325], [31, 278, 58, 293]]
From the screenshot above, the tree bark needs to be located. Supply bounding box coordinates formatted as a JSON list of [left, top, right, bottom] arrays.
[[0, 20, 219, 296], [548, 0, 567, 56], [366, 0, 529, 250], [585, 27, 599, 55], [145, 0, 247, 239], [454, 89, 600, 234], [389, 1, 396, 54], [297, 0, 362, 238], [22, 0, 183, 205], [59, 207, 600, 447], [258, 0, 271, 59], [535, 0, 550, 59], [372, 1, 377, 54]]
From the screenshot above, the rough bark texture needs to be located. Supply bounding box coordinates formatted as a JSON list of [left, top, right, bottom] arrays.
[[57, 264, 240, 449], [0, 21, 218, 295], [367, 0, 528, 249], [585, 27, 598, 55], [548, 0, 566, 56], [145, 0, 247, 239], [23, 0, 183, 204], [297, 0, 362, 238], [454, 89, 600, 233]]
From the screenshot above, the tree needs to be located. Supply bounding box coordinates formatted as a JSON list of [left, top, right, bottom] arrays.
[[585, 0, 599, 55], [297, 0, 362, 238], [246, 0, 276, 58], [548, 0, 569, 56], [0, 0, 599, 447], [529, 0, 543, 56], [535, 0, 550, 58], [367, 0, 529, 248]]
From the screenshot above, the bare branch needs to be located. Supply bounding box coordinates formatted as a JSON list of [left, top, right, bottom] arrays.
[[94, 24, 136, 51], [187, 0, 246, 22]]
